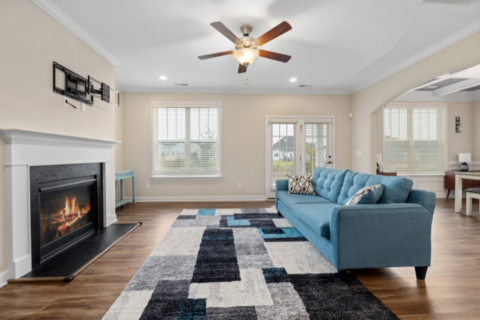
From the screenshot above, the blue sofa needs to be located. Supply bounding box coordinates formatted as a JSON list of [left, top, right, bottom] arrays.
[[275, 167, 435, 280]]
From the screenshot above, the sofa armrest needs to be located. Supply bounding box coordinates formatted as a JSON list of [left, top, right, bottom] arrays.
[[330, 203, 433, 270], [407, 189, 436, 214], [275, 180, 289, 208]]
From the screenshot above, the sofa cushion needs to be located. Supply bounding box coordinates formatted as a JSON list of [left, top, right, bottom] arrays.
[[337, 171, 413, 205], [277, 190, 332, 210], [345, 184, 384, 205], [292, 203, 339, 237], [311, 167, 348, 203]]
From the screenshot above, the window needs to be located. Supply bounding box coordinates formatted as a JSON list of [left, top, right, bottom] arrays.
[[384, 105, 445, 175], [152, 102, 222, 178]]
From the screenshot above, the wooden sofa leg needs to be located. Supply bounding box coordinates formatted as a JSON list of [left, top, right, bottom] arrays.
[[415, 266, 428, 280], [338, 270, 348, 281]]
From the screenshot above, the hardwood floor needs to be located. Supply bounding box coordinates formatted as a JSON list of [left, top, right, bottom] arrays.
[[0, 199, 479, 319]]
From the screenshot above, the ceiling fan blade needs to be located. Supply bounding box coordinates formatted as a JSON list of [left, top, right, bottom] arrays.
[[255, 21, 292, 46], [238, 63, 247, 73], [259, 50, 291, 63], [198, 50, 234, 60], [211, 22, 243, 45]]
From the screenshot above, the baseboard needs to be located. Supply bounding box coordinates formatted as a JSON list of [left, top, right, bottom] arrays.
[[0, 269, 9, 288], [135, 195, 267, 202], [106, 213, 118, 226]]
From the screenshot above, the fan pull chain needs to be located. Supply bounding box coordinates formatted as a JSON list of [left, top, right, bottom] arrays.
[[246, 76, 249, 85]]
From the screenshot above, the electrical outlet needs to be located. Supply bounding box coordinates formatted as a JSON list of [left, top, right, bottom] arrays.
[[146, 183, 150, 190], [81, 103, 86, 112], [237, 183, 241, 189]]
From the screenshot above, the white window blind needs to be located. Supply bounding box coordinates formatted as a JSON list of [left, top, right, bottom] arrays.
[[305, 123, 329, 176], [271, 123, 295, 187], [384, 107, 445, 174], [153, 105, 221, 177]]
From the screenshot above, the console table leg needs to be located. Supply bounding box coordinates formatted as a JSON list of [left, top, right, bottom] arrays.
[[120, 179, 123, 201], [455, 176, 462, 213], [132, 176, 136, 205]]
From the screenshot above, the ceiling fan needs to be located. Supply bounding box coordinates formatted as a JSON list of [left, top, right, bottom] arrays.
[[198, 21, 292, 73]]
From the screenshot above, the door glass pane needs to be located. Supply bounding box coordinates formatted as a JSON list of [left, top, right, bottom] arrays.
[[272, 123, 295, 187], [305, 123, 329, 177]]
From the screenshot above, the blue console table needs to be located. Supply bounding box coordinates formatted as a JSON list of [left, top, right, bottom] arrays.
[[115, 170, 135, 208]]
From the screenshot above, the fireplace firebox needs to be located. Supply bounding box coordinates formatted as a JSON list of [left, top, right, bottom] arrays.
[[30, 163, 104, 270]]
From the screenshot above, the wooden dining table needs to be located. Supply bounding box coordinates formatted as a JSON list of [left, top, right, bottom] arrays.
[[455, 171, 480, 213]]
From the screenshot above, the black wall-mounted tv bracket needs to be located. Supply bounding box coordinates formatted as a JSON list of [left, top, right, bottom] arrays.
[[53, 61, 119, 108]]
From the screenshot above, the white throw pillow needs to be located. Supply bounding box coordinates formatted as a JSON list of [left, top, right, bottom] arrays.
[[345, 184, 384, 205]]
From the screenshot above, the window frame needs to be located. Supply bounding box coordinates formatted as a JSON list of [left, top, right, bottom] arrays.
[[383, 102, 447, 176], [151, 101, 222, 180]]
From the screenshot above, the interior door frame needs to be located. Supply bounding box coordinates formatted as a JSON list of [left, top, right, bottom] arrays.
[[264, 115, 336, 199]]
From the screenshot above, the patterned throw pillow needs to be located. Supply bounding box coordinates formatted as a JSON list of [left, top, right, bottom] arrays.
[[286, 175, 315, 195], [345, 184, 384, 205]]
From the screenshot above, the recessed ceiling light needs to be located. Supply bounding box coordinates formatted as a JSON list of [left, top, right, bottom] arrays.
[[289, 78, 297, 82], [427, 86, 438, 89], [159, 76, 167, 81]]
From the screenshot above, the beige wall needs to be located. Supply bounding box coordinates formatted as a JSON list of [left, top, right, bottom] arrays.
[[374, 102, 474, 164], [351, 31, 480, 174], [447, 102, 474, 162], [0, 1, 116, 274], [474, 100, 480, 162], [122, 93, 351, 199]]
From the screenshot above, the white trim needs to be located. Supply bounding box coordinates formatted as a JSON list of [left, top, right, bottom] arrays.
[[31, 0, 120, 66], [433, 78, 480, 96], [151, 175, 222, 180], [125, 87, 352, 95], [394, 90, 480, 102], [385, 102, 448, 109], [151, 101, 223, 108], [150, 102, 223, 179], [135, 195, 267, 202], [0, 270, 9, 288], [264, 115, 336, 198], [353, 19, 480, 93], [0, 129, 120, 149]]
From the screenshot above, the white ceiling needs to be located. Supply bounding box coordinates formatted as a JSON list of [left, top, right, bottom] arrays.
[[45, 0, 480, 94]]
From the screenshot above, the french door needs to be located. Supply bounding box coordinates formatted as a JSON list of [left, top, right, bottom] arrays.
[[265, 116, 334, 198]]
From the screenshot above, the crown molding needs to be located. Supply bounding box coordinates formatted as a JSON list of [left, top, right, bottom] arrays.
[[352, 19, 480, 93], [394, 90, 480, 102], [121, 87, 352, 95], [32, 0, 120, 66]]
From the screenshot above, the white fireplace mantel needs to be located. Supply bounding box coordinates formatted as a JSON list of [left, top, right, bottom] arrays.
[[0, 129, 120, 281]]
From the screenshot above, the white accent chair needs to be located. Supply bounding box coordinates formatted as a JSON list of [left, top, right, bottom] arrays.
[[466, 188, 480, 216]]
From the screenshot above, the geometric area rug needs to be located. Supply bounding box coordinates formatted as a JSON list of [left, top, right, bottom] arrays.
[[103, 208, 399, 320]]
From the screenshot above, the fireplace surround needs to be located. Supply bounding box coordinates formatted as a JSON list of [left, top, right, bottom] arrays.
[[0, 129, 119, 281]]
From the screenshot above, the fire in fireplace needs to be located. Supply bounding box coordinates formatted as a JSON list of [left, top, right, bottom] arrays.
[[41, 188, 93, 246]]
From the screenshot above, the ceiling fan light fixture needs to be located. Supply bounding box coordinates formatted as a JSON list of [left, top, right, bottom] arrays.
[[233, 48, 259, 66]]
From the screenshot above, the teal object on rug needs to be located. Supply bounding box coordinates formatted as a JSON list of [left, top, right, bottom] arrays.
[[198, 209, 216, 216]]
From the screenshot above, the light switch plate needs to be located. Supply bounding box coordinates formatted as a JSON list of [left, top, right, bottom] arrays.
[[356, 150, 362, 156]]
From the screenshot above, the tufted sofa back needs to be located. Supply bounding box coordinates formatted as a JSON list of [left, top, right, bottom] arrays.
[[311, 167, 348, 203], [336, 171, 414, 205]]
